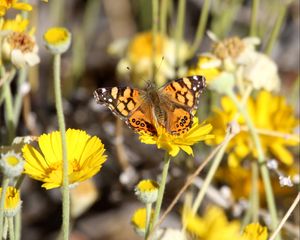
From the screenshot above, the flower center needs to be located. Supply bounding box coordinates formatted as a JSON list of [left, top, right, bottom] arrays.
[[5, 156, 20, 166], [44, 27, 69, 45], [45, 162, 61, 174], [212, 37, 245, 60], [72, 160, 81, 172], [7, 32, 35, 52]]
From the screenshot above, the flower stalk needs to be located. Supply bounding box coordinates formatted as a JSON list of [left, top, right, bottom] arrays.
[[0, 177, 10, 238], [250, 0, 259, 36], [190, 0, 211, 56], [191, 129, 234, 213], [8, 217, 15, 240], [175, 0, 186, 68], [145, 202, 152, 239], [13, 67, 27, 125], [150, 152, 171, 237], [151, 0, 159, 83], [53, 53, 69, 240], [3, 77, 15, 144], [226, 88, 281, 240]]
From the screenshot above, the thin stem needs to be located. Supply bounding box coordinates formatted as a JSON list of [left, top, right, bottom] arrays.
[[8, 217, 14, 240], [151, 135, 231, 236], [251, 161, 259, 222], [175, 0, 186, 68], [145, 202, 152, 239], [269, 192, 300, 240], [150, 152, 171, 236], [13, 68, 27, 125], [53, 54, 69, 240], [250, 0, 259, 36], [151, 0, 159, 83], [15, 211, 21, 240], [0, 177, 10, 238], [3, 78, 15, 144], [226, 89, 280, 240], [265, 4, 287, 55], [159, 0, 168, 36], [190, 0, 211, 56], [191, 130, 233, 214]]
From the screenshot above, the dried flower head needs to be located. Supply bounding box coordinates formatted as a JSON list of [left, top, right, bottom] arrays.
[[2, 31, 40, 68]]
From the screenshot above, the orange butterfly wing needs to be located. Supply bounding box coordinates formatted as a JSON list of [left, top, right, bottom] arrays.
[[159, 76, 206, 135], [94, 87, 157, 135]]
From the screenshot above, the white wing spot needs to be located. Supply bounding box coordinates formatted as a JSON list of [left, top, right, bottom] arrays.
[[103, 97, 107, 101], [108, 98, 113, 102], [101, 89, 107, 92], [193, 76, 198, 80], [193, 87, 197, 91]]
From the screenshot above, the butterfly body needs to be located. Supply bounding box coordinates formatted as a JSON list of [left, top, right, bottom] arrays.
[[94, 76, 206, 136]]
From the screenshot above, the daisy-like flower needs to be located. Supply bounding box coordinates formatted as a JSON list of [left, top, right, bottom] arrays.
[[0, 14, 29, 33], [0, 186, 22, 217], [135, 179, 159, 204], [190, 34, 280, 93], [183, 206, 242, 240], [139, 118, 214, 157], [207, 91, 299, 167], [22, 129, 107, 190], [0, 0, 32, 16], [0, 151, 24, 178], [131, 207, 154, 237], [112, 31, 190, 87], [43, 27, 71, 54], [2, 31, 40, 68], [242, 222, 268, 240]]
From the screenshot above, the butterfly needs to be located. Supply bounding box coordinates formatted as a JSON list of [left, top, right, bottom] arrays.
[[93, 76, 206, 136]]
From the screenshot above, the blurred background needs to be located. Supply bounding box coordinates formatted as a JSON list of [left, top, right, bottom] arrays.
[[0, 0, 299, 239]]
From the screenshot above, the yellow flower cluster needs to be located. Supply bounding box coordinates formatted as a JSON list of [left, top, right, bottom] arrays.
[[207, 90, 299, 167]]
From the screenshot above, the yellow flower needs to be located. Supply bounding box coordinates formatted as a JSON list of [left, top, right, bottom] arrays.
[[183, 206, 242, 240], [131, 207, 154, 237], [242, 223, 268, 240], [216, 164, 298, 200], [188, 55, 222, 83], [0, 14, 29, 32], [0, 186, 22, 217], [22, 129, 107, 190], [0, 0, 32, 16], [115, 31, 190, 87], [139, 118, 214, 157], [135, 179, 159, 204], [207, 91, 299, 167], [43, 27, 71, 54]]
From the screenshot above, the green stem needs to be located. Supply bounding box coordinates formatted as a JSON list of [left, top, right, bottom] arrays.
[[0, 177, 10, 238], [159, 0, 168, 36], [3, 77, 15, 144], [226, 89, 280, 240], [251, 161, 259, 222], [175, 0, 186, 68], [145, 202, 152, 239], [151, 152, 171, 236], [191, 131, 233, 213], [190, 0, 211, 56], [250, 0, 259, 36], [265, 4, 287, 55], [151, 0, 159, 83], [8, 217, 14, 240], [53, 54, 69, 240], [15, 211, 21, 240], [13, 68, 27, 125]]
